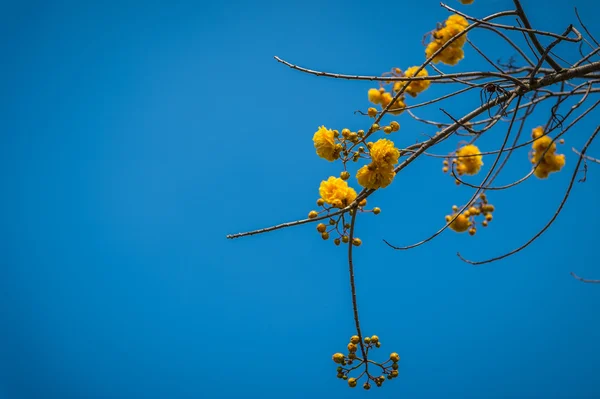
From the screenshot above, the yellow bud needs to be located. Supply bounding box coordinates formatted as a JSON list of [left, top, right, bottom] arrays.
[[485, 213, 493, 221], [364, 337, 371, 344], [316, 223, 327, 233], [390, 352, 400, 362], [468, 228, 476, 236], [452, 205, 458, 212], [352, 238, 362, 246], [347, 343, 357, 352], [363, 383, 371, 390], [350, 335, 360, 344], [329, 218, 336, 225], [321, 232, 330, 240], [442, 167, 448, 173], [308, 210, 318, 219], [383, 126, 392, 134], [342, 128, 350, 138], [371, 124, 380, 131], [371, 335, 379, 343], [359, 199, 367, 207], [316, 198, 325, 206], [373, 207, 381, 215], [391, 370, 399, 378], [482, 220, 488, 227], [367, 107, 378, 117], [342, 235, 349, 243], [332, 353, 345, 363], [390, 121, 400, 131], [348, 378, 357, 388], [334, 238, 341, 246], [392, 362, 399, 370], [340, 171, 350, 180]]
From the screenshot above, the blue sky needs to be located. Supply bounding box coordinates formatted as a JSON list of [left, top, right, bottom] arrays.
[[1, 1, 600, 398]]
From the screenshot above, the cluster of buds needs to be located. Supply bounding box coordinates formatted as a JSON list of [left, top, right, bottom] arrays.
[[313, 125, 380, 164], [443, 143, 484, 184], [445, 193, 495, 235], [332, 335, 400, 389], [425, 14, 470, 66], [529, 126, 566, 179], [367, 85, 406, 115], [308, 195, 381, 245]]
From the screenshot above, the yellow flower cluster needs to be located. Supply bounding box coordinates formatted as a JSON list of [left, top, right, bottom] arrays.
[[356, 139, 400, 189], [445, 193, 495, 235], [530, 126, 566, 179], [425, 15, 469, 66], [333, 335, 400, 389], [368, 87, 406, 115], [395, 66, 432, 98], [312, 125, 342, 161]]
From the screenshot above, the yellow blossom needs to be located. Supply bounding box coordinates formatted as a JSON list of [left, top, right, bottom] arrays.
[[455, 144, 483, 175], [319, 176, 357, 208], [379, 91, 406, 115], [425, 14, 469, 66], [396, 66, 431, 97], [368, 88, 382, 104], [530, 127, 565, 178], [356, 164, 396, 189], [370, 139, 400, 167], [312, 126, 340, 161]]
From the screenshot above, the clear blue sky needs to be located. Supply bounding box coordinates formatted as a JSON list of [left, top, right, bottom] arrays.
[[1, 1, 600, 398]]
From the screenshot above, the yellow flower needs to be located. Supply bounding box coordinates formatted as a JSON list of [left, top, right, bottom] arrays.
[[356, 164, 396, 189], [448, 213, 471, 232], [379, 91, 406, 115], [447, 14, 469, 29], [425, 14, 468, 66], [455, 144, 483, 175], [397, 66, 431, 97], [370, 139, 400, 167], [368, 88, 382, 104], [319, 176, 357, 208], [530, 127, 565, 178], [312, 125, 340, 161]]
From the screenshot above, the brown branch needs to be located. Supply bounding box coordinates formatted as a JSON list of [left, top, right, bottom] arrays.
[[347, 208, 368, 368], [570, 272, 600, 284]]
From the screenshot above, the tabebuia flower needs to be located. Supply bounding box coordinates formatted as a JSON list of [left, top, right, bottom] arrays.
[[319, 176, 357, 208], [313, 125, 341, 161], [530, 126, 565, 178]]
